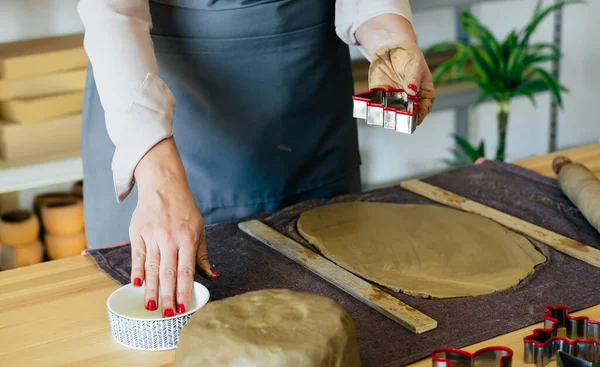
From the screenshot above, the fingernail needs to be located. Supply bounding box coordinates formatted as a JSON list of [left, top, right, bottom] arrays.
[[133, 277, 142, 287], [408, 84, 417, 93], [146, 300, 157, 311], [177, 304, 186, 314], [164, 308, 175, 318], [210, 267, 219, 278]]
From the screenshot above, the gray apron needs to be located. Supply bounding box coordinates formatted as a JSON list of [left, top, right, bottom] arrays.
[[81, 0, 361, 249]]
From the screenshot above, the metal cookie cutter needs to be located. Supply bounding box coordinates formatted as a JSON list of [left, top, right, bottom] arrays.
[[352, 87, 420, 134], [558, 351, 600, 367], [432, 347, 514, 367], [524, 305, 600, 367]]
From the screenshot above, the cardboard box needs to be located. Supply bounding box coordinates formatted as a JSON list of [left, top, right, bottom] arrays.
[[0, 114, 81, 160], [0, 34, 88, 79], [0, 91, 84, 122], [0, 68, 86, 101]]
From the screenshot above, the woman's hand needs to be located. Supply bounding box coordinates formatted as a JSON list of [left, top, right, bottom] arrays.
[[356, 14, 435, 125], [129, 138, 217, 317], [368, 42, 435, 126]]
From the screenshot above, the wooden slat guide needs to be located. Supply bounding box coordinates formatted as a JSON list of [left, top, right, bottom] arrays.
[[238, 220, 438, 334], [400, 179, 600, 268]]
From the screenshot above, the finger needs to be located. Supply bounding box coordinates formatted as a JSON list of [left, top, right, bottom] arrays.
[[157, 234, 178, 318], [195, 227, 218, 280], [144, 238, 160, 312], [416, 85, 436, 125], [176, 244, 196, 314], [417, 97, 433, 126], [368, 49, 396, 90], [392, 50, 422, 96], [130, 235, 146, 287]]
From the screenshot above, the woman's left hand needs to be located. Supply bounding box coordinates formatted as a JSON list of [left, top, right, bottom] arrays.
[[368, 40, 435, 126]]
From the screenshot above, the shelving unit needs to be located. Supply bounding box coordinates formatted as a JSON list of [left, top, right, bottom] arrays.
[[0, 151, 81, 194]]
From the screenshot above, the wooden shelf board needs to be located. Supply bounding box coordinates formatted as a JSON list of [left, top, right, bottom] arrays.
[[0, 150, 82, 194]]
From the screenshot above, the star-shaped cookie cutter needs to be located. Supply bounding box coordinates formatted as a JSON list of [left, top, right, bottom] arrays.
[[352, 87, 420, 134], [432, 346, 514, 367], [523, 305, 600, 367]]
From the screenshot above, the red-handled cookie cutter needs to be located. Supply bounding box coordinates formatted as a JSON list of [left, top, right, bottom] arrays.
[[523, 305, 600, 367], [432, 346, 514, 367], [352, 87, 420, 134]]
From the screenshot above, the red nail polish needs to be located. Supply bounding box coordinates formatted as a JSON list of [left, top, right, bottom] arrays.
[[164, 308, 175, 318], [210, 267, 219, 278], [177, 304, 186, 314], [133, 277, 142, 287], [146, 300, 157, 311], [408, 84, 417, 93]]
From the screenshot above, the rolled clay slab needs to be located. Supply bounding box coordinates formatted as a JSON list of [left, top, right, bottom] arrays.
[[175, 289, 361, 367], [297, 202, 547, 299]]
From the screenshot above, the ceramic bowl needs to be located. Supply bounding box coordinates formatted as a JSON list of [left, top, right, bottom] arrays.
[[107, 281, 210, 351]]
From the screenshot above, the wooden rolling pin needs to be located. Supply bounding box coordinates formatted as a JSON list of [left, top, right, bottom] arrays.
[[553, 156, 600, 234]]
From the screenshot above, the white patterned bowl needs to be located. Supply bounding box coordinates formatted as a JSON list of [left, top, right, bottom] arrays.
[[106, 281, 210, 351]]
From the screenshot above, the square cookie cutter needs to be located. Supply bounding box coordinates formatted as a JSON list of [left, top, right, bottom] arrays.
[[352, 87, 420, 134], [523, 305, 600, 367]]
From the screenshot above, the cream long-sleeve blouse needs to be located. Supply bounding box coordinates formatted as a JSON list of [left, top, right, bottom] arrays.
[[77, 0, 413, 202]]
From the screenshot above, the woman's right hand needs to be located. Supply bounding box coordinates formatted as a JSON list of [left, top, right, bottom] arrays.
[[129, 138, 218, 317]]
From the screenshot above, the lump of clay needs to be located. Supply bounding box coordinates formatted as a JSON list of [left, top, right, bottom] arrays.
[[297, 202, 547, 298], [175, 289, 361, 367]]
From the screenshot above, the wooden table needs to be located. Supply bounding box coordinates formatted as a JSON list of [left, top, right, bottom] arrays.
[[1, 144, 599, 367]]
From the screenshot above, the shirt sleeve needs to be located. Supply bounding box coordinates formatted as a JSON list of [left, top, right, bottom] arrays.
[[77, 0, 175, 203], [334, 0, 413, 59]]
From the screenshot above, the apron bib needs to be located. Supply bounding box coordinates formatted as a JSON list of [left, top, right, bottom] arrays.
[[81, 0, 361, 248]]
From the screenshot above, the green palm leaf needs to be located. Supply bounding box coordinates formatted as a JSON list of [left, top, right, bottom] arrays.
[[529, 67, 565, 107], [454, 135, 484, 162], [472, 90, 493, 107], [468, 46, 496, 83], [505, 48, 528, 87], [520, 0, 586, 46], [530, 43, 561, 56], [460, 12, 500, 53], [476, 140, 486, 158], [425, 40, 464, 54]]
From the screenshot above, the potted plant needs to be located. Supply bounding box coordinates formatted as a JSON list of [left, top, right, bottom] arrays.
[[427, 0, 584, 166]]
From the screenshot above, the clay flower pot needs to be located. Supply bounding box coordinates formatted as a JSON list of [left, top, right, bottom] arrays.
[[40, 197, 84, 236], [34, 192, 80, 219], [0, 239, 44, 270], [0, 210, 40, 247], [72, 180, 83, 197], [44, 232, 87, 260]]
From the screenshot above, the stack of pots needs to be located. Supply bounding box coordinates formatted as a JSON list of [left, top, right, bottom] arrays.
[[35, 192, 86, 260], [0, 210, 44, 270]]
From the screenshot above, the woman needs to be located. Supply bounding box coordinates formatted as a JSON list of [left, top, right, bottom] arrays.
[[77, 0, 435, 317]]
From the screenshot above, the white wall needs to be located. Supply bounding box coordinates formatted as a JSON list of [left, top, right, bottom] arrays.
[[2, 0, 599, 201], [0, 0, 83, 43]]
